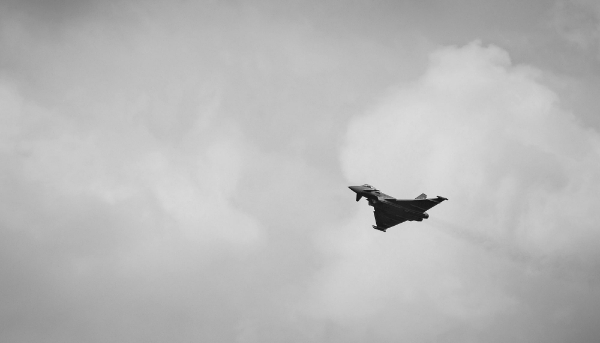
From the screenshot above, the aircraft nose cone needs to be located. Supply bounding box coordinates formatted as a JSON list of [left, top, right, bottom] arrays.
[[349, 186, 363, 202]]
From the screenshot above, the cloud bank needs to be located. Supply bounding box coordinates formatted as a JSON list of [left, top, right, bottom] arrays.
[[0, 5, 269, 341], [2, 1, 600, 341], [307, 41, 600, 342]]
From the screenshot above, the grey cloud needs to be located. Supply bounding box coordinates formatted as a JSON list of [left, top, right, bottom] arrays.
[[2, 1, 600, 342], [0, 4, 273, 341], [551, 0, 600, 54]]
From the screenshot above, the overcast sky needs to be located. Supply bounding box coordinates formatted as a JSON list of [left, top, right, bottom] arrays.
[[1, 0, 600, 342]]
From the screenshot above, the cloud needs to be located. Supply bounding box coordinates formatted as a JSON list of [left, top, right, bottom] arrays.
[[306, 41, 600, 342], [342, 41, 600, 256], [551, 0, 600, 58], [3, 0, 600, 341], [0, 79, 268, 341], [0, 6, 270, 341]]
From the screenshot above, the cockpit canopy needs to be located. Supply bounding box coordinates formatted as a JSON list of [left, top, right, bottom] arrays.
[[362, 184, 379, 191]]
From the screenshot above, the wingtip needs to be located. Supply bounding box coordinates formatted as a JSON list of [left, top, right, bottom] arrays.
[[372, 225, 386, 232]]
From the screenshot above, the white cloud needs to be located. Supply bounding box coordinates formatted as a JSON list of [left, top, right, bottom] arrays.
[[3, 0, 600, 341], [306, 41, 600, 341], [341, 41, 600, 255], [5, 91, 265, 260], [0, 15, 266, 339]]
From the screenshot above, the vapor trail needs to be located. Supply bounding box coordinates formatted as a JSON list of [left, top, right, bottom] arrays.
[[427, 218, 600, 287], [427, 218, 535, 264]]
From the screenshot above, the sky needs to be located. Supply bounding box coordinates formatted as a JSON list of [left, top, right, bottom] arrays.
[[1, 0, 600, 342]]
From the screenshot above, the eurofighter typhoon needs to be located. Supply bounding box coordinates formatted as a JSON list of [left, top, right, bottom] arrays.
[[349, 184, 448, 232]]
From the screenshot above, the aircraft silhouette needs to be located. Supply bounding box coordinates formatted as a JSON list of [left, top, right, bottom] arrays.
[[349, 184, 447, 232]]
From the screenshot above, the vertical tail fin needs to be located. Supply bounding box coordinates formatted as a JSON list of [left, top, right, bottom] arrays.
[[415, 193, 427, 200]]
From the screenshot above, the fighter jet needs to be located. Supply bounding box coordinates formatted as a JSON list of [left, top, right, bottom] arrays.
[[349, 184, 447, 232]]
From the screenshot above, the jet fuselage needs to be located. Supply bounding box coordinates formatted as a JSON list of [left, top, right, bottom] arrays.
[[348, 185, 429, 221]]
